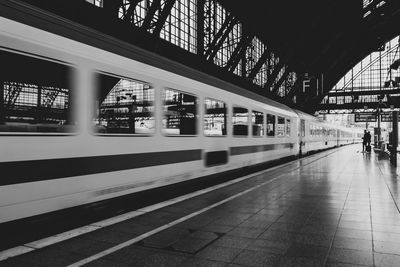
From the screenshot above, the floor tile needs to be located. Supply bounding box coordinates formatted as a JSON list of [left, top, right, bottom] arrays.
[[285, 242, 329, 260], [373, 240, 400, 255], [328, 247, 373, 266], [232, 249, 277, 267], [332, 237, 373, 252], [374, 252, 400, 267], [195, 245, 242, 262]]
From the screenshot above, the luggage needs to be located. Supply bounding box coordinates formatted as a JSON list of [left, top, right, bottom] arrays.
[[366, 145, 371, 152]]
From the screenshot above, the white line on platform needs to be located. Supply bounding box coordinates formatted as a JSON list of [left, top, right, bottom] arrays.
[[24, 225, 102, 249], [0, 246, 34, 261], [68, 173, 286, 267], [0, 148, 338, 262], [0, 159, 292, 262]]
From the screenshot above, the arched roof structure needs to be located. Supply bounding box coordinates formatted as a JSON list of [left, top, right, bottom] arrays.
[[4, 0, 400, 113]]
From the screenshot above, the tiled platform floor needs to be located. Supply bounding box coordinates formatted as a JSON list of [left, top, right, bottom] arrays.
[[2, 144, 400, 267]]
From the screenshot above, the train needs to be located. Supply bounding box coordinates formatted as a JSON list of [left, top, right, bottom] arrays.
[[0, 8, 361, 224]]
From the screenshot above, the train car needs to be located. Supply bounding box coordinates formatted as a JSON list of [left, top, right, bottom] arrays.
[[296, 111, 359, 156], [0, 9, 359, 224]]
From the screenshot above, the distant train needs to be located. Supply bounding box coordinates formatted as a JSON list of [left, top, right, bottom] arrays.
[[0, 11, 360, 224]]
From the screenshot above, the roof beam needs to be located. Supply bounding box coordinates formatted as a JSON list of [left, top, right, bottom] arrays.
[[152, 0, 176, 36], [287, 78, 302, 99], [204, 13, 234, 58], [317, 101, 400, 111], [272, 67, 290, 95], [197, 0, 205, 56], [225, 34, 254, 73], [141, 0, 161, 30], [246, 48, 270, 81], [265, 61, 284, 90], [327, 88, 400, 97], [119, 0, 143, 23], [205, 14, 238, 60]]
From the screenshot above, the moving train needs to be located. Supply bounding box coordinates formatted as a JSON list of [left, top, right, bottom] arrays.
[[0, 7, 360, 224]]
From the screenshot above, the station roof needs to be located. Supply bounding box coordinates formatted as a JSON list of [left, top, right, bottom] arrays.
[[219, 0, 400, 104], [6, 0, 400, 113]]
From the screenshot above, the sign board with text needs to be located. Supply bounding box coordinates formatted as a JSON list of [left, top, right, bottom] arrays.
[[381, 112, 400, 122], [355, 112, 376, 122]]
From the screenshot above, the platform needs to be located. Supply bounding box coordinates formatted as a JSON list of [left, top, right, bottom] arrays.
[[1, 144, 400, 266]]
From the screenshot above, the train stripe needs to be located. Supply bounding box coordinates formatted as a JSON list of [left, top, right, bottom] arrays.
[[230, 143, 293, 155], [0, 150, 202, 186], [1, 143, 294, 186]]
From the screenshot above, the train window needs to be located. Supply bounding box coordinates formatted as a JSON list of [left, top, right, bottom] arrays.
[[163, 88, 197, 135], [277, 116, 285, 137], [93, 73, 154, 135], [252, 110, 264, 137], [204, 98, 226, 136], [300, 119, 305, 137], [232, 106, 248, 136], [286, 119, 291, 137], [267, 114, 275, 137], [0, 49, 75, 133]]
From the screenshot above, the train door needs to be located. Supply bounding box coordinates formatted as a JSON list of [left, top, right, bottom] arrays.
[[299, 119, 305, 157]]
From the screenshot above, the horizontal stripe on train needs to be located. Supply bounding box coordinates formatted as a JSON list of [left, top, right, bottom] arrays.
[[0, 150, 202, 186], [230, 143, 292, 155]]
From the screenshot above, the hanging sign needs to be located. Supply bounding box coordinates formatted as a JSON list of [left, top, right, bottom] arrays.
[[381, 112, 400, 122], [355, 112, 376, 122]]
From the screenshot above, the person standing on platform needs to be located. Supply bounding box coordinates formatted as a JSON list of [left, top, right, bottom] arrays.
[[362, 130, 367, 152], [365, 130, 371, 152]]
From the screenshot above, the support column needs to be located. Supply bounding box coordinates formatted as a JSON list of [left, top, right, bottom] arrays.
[[377, 107, 381, 147], [197, 0, 205, 57], [35, 85, 42, 123], [0, 79, 4, 124], [390, 111, 398, 166]]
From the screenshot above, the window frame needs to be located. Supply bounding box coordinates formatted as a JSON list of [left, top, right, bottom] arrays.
[[203, 97, 227, 137], [286, 118, 291, 137], [0, 48, 77, 136], [300, 119, 306, 137], [276, 116, 286, 137], [92, 71, 156, 137], [232, 105, 249, 137], [251, 110, 265, 137], [162, 87, 198, 137], [266, 113, 276, 137]]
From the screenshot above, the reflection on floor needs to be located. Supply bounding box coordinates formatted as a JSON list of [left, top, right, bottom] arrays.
[[2, 144, 400, 266]]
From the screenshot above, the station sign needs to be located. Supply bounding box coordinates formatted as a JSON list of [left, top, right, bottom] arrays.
[[355, 112, 376, 122], [381, 112, 400, 122]]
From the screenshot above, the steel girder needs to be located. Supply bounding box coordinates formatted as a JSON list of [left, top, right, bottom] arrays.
[[327, 88, 400, 97], [152, 0, 176, 36], [265, 61, 284, 90], [272, 67, 290, 95], [197, 0, 205, 56], [205, 14, 238, 61], [246, 48, 270, 82], [224, 33, 254, 73], [115, 0, 142, 24], [318, 102, 400, 111], [141, 0, 161, 30]]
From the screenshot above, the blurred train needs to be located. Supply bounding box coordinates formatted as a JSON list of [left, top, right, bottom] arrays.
[[0, 7, 361, 224]]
